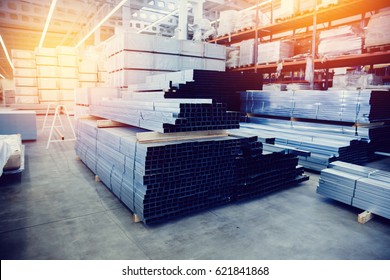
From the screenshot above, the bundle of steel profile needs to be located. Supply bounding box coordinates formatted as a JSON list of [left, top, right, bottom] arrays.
[[237, 121, 370, 171], [240, 89, 390, 123], [89, 98, 241, 133], [317, 161, 390, 219], [164, 70, 263, 112], [75, 119, 308, 224]]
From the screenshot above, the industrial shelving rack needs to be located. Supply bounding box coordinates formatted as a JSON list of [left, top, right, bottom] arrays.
[[209, 0, 390, 89]]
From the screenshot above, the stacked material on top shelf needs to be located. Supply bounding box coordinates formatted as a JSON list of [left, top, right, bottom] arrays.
[[317, 161, 390, 219], [365, 10, 390, 48], [318, 25, 362, 57], [240, 89, 390, 123], [234, 9, 261, 32], [89, 96, 241, 133], [76, 119, 308, 224], [239, 120, 369, 171], [128, 70, 262, 112], [217, 10, 239, 37]]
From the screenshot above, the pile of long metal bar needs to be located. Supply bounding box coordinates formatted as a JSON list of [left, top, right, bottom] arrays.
[[317, 161, 390, 219], [241, 89, 390, 123], [89, 97, 241, 133], [238, 119, 370, 171], [128, 70, 262, 111], [75, 119, 308, 224]]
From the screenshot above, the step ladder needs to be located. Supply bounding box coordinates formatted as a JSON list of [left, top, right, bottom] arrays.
[[42, 103, 76, 149]]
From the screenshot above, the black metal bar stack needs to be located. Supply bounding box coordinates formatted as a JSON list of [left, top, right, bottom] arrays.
[[75, 119, 308, 224]]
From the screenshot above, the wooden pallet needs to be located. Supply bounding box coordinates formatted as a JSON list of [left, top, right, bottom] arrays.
[[358, 210, 374, 224], [136, 130, 228, 144], [365, 44, 390, 53]]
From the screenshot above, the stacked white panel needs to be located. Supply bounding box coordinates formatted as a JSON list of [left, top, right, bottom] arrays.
[[35, 48, 59, 104], [11, 49, 38, 104], [57, 46, 79, 112], [105, 33, 226, 88]]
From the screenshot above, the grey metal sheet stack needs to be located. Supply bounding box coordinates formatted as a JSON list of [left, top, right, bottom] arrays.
[[241, 89, 390, 123], [239, 120, 369, 171], [317, 161, 390, 219], [89, 98, 241, 133], [75, 119, 308, 224]]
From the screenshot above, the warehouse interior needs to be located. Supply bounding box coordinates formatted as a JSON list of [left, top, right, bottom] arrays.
[[1, 0, 390, 260]]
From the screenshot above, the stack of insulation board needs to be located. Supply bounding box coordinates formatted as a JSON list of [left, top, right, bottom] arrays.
[[105, 32, 226, 88], [56, 46, 79, 112], [365, 10, 390, 48], [317, 161, 390, 219], [12, 49, 38, 104], [257, 40, 294, 64], [128, 69, 262, 112], [79, 59, 97, 88], [240, 89, 390, 123], [239, 120, 370, 171], [75, 118, 307, 224], [35, 47, 59, 105]]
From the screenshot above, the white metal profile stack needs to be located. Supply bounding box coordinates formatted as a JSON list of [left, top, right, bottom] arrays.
[[105, 33, 226, 88], [12, 49, 38, 104]]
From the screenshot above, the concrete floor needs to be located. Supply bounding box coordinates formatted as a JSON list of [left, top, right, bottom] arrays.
[[0, 117, 389, 260]]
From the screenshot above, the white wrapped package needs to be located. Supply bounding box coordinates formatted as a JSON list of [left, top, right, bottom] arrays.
[[234, 10, 262, 31], [0, 141, 12, 177], [37, 78, 58, 89], [15, 87, 38, 96], [79, 60, 98, 73], [14, 77, 37, 87], [204, 43, 226, 60], [11, 49, 35, 60], [12, 59, 36, 68], [318, 25, 362, 56], [257, 40, 294, 64], [58, 67, 78, 78], [365, 10, 390, 48], [180, 40, 204, 57], [153, 53, 180, 71], [239, 39, 255, 66], [114, 51, 154, 70], [105, 32, 155, 56], [15, 96, 39, 104], [37, 66, 58, 78], [13, 68, 37, 77], [39, 90, 59, 101], [217, 10, 238, 36]]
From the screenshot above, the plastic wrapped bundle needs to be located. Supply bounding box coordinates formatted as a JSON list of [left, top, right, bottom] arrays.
[[234, 10, 261, 31], [257, 40, 294, 64], [226, 47, 240, 68], [332, 72, 383, 89], [217, 10, 238, 36], [318, 25, 362, 57], [239, 39, 255, 66], [365, 10, 390, 48]]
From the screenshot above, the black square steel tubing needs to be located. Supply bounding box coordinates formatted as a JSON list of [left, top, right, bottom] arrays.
[[75, 119, 308, 224]]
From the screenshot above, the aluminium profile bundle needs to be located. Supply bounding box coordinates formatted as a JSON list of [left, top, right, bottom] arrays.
[[317, 161, 390, 219], [75, 119, 308, 224]]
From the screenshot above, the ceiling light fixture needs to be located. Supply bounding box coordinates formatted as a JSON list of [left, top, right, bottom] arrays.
[[38, 0, 58, 48], [75, 0, 129, 48], [0, 73, 5, 79], [0, 35, 14, 70]]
